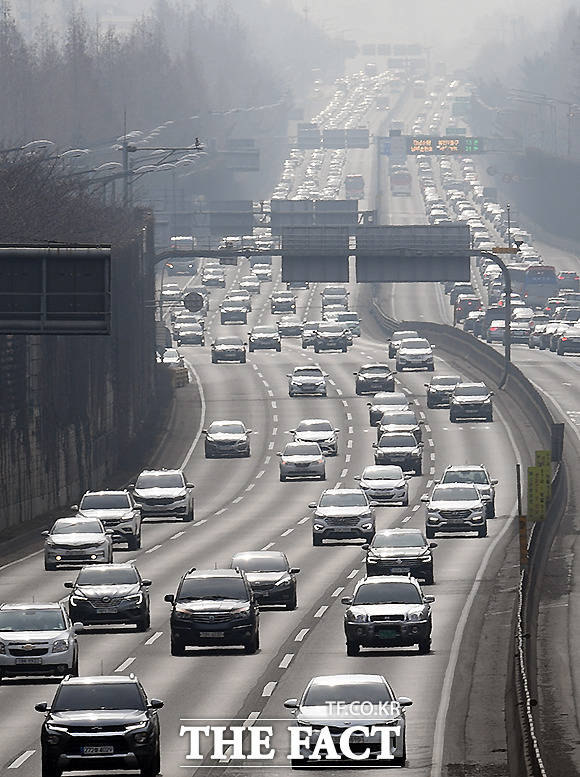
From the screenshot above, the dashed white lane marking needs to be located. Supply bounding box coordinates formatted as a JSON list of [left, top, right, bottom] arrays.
[[145, 544, 163, 554], [262, 682, 277, 697], [430, 466, 435, 475], [345, 454, 351, 463], [402, 516, 412, 523], [267, 389, 274, 397], [426, 480, 433, 487], [262, 380, 270, 388], [346, 412, 352, 420], [7, 751, 35, 769], [425, 424, 431, 432], [298, 516, 309, 525], [264, 456, 271, 464], [257, 372, 263, 378], [402, 387, 411, 394], [335, 481, 342, 488], [428, 439, 435, 447], [281, 528, 293, 537], [232, 496, 243, 504], [273, 414, 278, 422], [348, 426, 354, 434], [295, 628, 309, 641], [430, 453, 436, 461], [256, 470, 265, 479], [419, 411, 426, 420], [145, 631, 163, 646], [347, 568, 359, 579], [412, 504, 421, 512], [115, 657, 136, 672], [170, 531, 184, 540], [341, 468, 348, 478], [268, 442, 275, 450], [261, 542, 275, 551], [243, 712, 261, 727], [328, 379, 336, 386], [347, 440, 353, 449], [332, 587, 345, 597], [314, 606, 328, 618], [342, 399, 348, 407], [279, 653, 294, 669], [197, 519, 207, 526], [336, 388, 343, 395], [272, 401, 277, 409], [273, 427, 278, 435], [246, 483, 255, 492], [215, 507, 227, 516]]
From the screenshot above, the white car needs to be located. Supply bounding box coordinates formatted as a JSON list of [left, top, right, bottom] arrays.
[[278, 442, 325, 481], [422, 483, 487, 538], [396, 338, 434, 371], [130, 468, 195, 521], [355, 465, 409, 505], [291, 418, 338, 455], [288, 366, 328, 397], [43, 517, 113, 571]]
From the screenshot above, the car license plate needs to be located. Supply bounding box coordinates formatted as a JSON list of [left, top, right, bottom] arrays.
[[15, 657, 42, 664], [96, 607, 118, 614], [395, 567, 409, 573], [200, 631, 224, 638], [350, 734, 365, 743], [378, 628, 398, 639], [81, 745, 114, 755]]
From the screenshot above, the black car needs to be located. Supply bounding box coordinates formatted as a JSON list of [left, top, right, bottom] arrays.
[[65, 564, 152, 631], [313, 322, 350, 353], [176, 324, 205, 346], [220, 301, 248, 325], [36, 675, 163, 777], [449, 382, 493, 422], [373, 432, 423, 474], [230, 551, 299, 609], [211, 336, 247, 363], [363, 528, 437, 584], [354, 364, 394, 395], [165, 568, 260, 654], [203, 420, 252, 458], [425, 374, 461, 408]]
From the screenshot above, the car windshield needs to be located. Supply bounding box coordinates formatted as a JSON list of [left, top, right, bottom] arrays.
[[318, 323, 344, 333], [209, 422, 245, 435], [362, 366, 389, 375], [215, 337, 243, 346], [400, 339, 430, 349], [232, 555, 288, 572], [163, 349, 179, 359], [178, 578, 248, 601], [319, 492, 366, 508], [380, 412, 416, 425], [432, 485, 479, 500], [372, 532, 426, 548], [337, 313, 358, 321], [353, 582, 422, 605], [275, 293, 293, 299], [0, 608, 66, 632], [136, 472, 183, 489], [363, 466, 403, 480], [431, 376, 460, 387], [303, 681, 392, 707], [455, 385, 487, 397], [442, 470, 488, 485], [393, 331, 418, 341], [253, 326, 277, 334], [52, 683, 146, 712], [77, 567, 139, 585], [181, 325, 203, 333], [52, 520, 102, 535], [284, 443, 321, 456], [297, 420, 332, 432], [80, 494, 130, 510], [303, 322, 321, 330], [294, 368, 323, 378], [373, 393, 407, 405], [378, 434, 417, 447]]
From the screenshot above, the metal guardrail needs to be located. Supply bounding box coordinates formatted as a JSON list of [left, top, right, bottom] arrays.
[[370, 287, 565, 777]]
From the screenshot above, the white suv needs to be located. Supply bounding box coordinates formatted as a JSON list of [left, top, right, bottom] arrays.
[[0, 603, 81, 680], [130, 469, 195, 522]]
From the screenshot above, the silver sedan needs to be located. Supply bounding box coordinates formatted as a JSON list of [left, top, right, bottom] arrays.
[[278, 442, 325, 482]]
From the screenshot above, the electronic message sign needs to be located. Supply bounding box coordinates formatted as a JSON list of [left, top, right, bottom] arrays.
[[407, 136, 484, 155]]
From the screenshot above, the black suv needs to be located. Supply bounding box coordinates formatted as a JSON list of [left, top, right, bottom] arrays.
[[165, 568, 260, 655], [354, 363, 394, 395], [36, 674, 163, 777], [65, 564, 152, 631]]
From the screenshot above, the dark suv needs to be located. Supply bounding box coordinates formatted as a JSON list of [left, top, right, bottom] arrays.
[[165, 569, 260, 655], [35, 674, 163, 777], [65, 564, 152, 631]]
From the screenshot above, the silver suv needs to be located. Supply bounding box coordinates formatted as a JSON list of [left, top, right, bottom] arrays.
[[309, 488, 376, 545], [439, 465, 498, 518], [75, 490, 142, 550], [422, 483, 487, 538], [0, 603, 81, 680], [130, 469, 194, 522]]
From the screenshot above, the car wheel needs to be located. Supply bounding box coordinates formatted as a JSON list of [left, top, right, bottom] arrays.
[[320, 471, 326, 481], [170, 635, 186, 656], [401, 495, 409, 506], [286, 593, 297, 611], [487, 412, 493, 422], [449, 413, 457, 423], [41, 752, 62, 777], [342, 345, 347, 352], [69, 653, 79, 677], [140, 748, 161, 777], [427, 364, 434, 372], [277, 344, 282, 352], [240, 355, 247, 363], [487, 501, 496, 519], [346, 640, 360, 657], [127, 533, 141, 550], [244, 447, 251, 458], [301, 343, 307, 349], [211, 355, 217, 363], [414, 463, 422, 475], [312, 535, 323, 546], [289, 391, 295, 397], [280, 474, 287, 482], [418, 637, 431, 654], [314, 346, 320, 353], [426, 398, 434, 409], [424, 569, 434, 585], [44, 560, 56, 571], [136, 613, 151, 632], [478, 525, 488, 538], [244, 631, 259, 654], [183, 506, 194, 522], [425, 527, 436, 539], [395, 363, 401, 372], [249, 345, 254, 353], [528, 342, 534, 349]]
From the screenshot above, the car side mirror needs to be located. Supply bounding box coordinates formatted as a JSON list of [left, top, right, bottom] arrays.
[[247, 430, 253, 434], [142, 579, 152, 587], [41, 530, 50, 537], [290, 567, 301, 574], [149, 699, 164, 710], [323, 373, 329, 377], [308, 502, 316, 509], [105, 529, 115, 535], [341, 596, 354, 605], [492, 479, 499, 485], [284, 698, 299, 709], [35, 702, 49, 713], [362, 543, 370, 550], [397, 696, 413, 707], [353, 475, 361, 480], [70, 504, 79, 511], [429, 542, 438, 549], [369, 501, 380, 507], [489, 391, 495, 396], [424, 595, 435, 603], [186, 483, 195, 489], [127, 483, 135, 490], [420, 495, 429, 502], [63, 581, 74, 589], [286, 374, 291, 377], [423, 383, 429, 388], [164, 594, 174, 604], [73, 622, 83, 633], [202, 430, 208, 435]]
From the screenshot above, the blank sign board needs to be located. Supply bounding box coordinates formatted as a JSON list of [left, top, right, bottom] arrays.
[[0, 245, 111, 334]]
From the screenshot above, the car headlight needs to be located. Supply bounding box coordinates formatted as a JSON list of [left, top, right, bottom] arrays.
[[0, 642, 5, 654], [46, 724, 68, 734], [52, 639, 70, 653], [174, 604, 195, 617], [231, 606, 251, 620], [407, 612, 422, 622], [126, 593, 143, 604], [367, 555, 379, 563], [348, 611, 368, 623], [274, 577, 292, 588], [69, 594, 87, 606]]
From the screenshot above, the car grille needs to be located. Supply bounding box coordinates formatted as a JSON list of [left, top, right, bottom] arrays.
[[57, 543, 97, 549], [90, 597, 125, 607], [191, 612, 234, 623], [369, 614, 404, 622], [326, 516, 360, 526], [142, 497, 176, 505], [8, 647, 49, 656], [67, 736, 126, 753], [66, 725, 125, 734], [440, 509, 471, 520]]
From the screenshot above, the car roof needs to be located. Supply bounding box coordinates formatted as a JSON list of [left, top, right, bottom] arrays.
[[61, 675, 139, 685], [444, 465, 486, 471], [184, 568, 243, 579], [356, 575, 419, 586], [138, 468, 182, 476], [52, 516, 102, 526], [360, 363, 390, 369], [232, 551, 286, 561], [456, 382, 486, 389], [82, 490, 129, 497], [374, 527, 424, 536], [308, 674, 386, 686], [321, 488, 364, 496], [0, 602, 64, 611]]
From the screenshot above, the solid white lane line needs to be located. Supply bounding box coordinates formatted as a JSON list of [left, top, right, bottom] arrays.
[[0, 550, 42, 573], [332, 587, 345, 597], [295, 628, 309, 641], [281, 528, 293, 537], [115, 657, 136, 672], [279, 653, 294, 669], [347, 568, 359, 579], [298, 516, 309, 525], [145, 544, 163, 554], [314, 606, 328, 618], [145, 631, 163, 646], [261, 542, 275, 551], [262, 682, 277, 697], [8, 751, 35, 769], [180, 360, 206, 470], [170, 531, 184, 540]]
